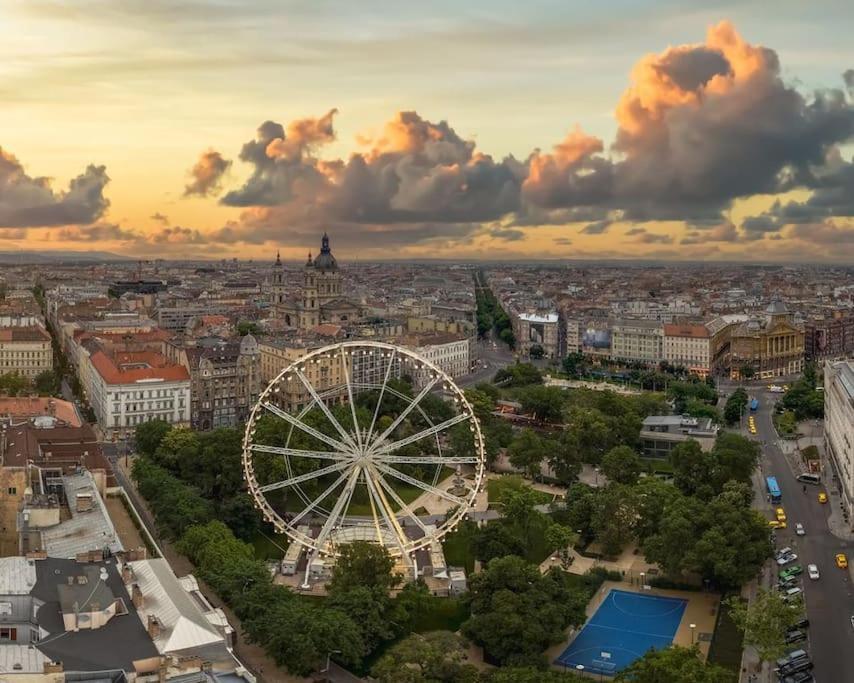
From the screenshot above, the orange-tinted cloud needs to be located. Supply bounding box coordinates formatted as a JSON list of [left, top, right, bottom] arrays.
[[183, 149, 231, 197]]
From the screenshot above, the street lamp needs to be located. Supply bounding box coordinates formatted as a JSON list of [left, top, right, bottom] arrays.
[[576, 664, 585, 678], [640, 571, 646, 589], [690, 623, 697, 644]]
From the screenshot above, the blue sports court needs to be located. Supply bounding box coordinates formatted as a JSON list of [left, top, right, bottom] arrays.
[[555, 589, 688, 676]]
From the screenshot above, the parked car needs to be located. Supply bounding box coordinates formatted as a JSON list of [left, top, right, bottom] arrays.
[[778, 578, 799, 591], [785, 629, 807, 644], [795, 523, 805, 536], [780, 565, 803, 580], [776, 507, 787, 522], [807, 564, 820, 580], [776, 649, 809, 670], [837, 553, 848, 569], [777, 547, 793, 559], [778, 658, 813, 677], [777, 553, 798, 566], [819, 492, 828, 503], [783, 587, 803, 602], [789, 618, 810, 631], [780, 671, 814, 683]]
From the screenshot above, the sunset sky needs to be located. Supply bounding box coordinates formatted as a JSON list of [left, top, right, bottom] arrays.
[[1, 0, 852, 262]]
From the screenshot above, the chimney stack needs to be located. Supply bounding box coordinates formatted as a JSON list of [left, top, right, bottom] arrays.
[[121, 563, 134, 585], [147, 614, 161, 640], [131, 583, 143, 609]]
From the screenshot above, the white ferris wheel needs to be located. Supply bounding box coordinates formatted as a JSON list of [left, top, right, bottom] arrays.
[[242, 341, 486, 571]]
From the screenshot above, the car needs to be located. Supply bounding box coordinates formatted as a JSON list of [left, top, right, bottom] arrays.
[[776, 649, 809, 669], [818, 492, 828, 503], [770, 520, 787, 529], [789, 618, 810, 631], [784, 629, 807, 644], [783, 587, 803, 602], [807, 564, 820, 580], [778, 578, 799, 591], [781, 671, 814, 683], [837, 553, 848, 569], [776, 547, 793, 558], [794, 523, 805, 535], [777, 553, 798, 566], [778, 659, 813, 678], [776, 507, 787, 520], [780, 565, 803, 580]]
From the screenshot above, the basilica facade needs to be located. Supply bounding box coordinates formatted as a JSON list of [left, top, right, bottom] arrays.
[[269, 233, 362, 329]]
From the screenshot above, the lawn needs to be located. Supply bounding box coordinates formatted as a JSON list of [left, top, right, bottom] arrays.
[[250, 530, 290, 560], [642, 457, 674, 475], [487, 475, 554, 506], [707, 594, 744, 680], [442, 520, 478, 573]]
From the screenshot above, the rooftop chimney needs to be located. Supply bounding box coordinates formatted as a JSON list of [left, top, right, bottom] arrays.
[[131, 583, 143, 609], [121, 563, 134, 584]]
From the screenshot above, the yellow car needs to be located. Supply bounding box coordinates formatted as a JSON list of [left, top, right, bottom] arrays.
[[776, 507, 787, 522], [769, 520, 787, 529], [819, 492, 828, 504], [837, 553, 848, 569]]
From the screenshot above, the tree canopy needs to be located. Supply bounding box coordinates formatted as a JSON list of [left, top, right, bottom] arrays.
[[615, 645, 732, 682]]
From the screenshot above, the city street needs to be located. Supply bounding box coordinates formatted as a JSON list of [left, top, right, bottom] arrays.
[[751, 390, 854, 682]]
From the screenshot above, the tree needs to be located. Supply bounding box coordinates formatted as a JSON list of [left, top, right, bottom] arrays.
[[601, 445, 642, 485], [723, 387, 748, 425], [616, 645, 731, 682], [463, 556, 588, 667], [499, 485, 546, 537], [562, 352, 585, 378], [493, 363, 542, 387], [371, 631, 478, 683], [670, 440, 716, 499], [34, 370, 59, 395], [236, 321, 261, 336], [641, 495, 703, 577], [508, 428, 545, 480], [519, 385, 565, 422], [328, 541, 400, 595], [529, 344, 545, 359], [472, 522, 526, 563], [591, 484, 637, 556], [740, 365, 756, 380], [0, 372, 29, 396], [545, 524, 578, 569], [725, 589, 804, 662], [154, 426, 201, 470], [547, 430, 583, 485], [485, 668, 584, 682], [711, 432, 760, 490]]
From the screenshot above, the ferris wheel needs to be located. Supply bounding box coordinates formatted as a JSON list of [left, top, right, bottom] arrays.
[[242, 341, 486, 563]]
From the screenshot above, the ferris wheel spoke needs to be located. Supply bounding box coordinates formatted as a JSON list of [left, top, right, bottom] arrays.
[[257, 461, 352, 494], [293, 368, 357, 448], [340, 347, 364, 451], [370, 412, 471, 457], [364, 348, 397, 446], [374, 454, 480, 465], [289, 468, 353, 526], [374, 463, 468, 507], [364, 466, 409, 554], [366, 377, 440, 452], [374, 468, 432, 535], [250, 444, 352, 462], [261, 401, 353, 454], [313, 466, 363, 551]]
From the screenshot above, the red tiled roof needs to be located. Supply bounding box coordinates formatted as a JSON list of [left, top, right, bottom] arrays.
[[0, 397, 81, 427], [663, 324, 710, 339], [0, 326, 50, 342], [90, 350, 190, 384]]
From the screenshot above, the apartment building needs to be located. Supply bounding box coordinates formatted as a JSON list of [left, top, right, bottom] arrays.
[[825, 360, 854, 524], [514, 312, 562, 359], [401, 333, 471, 385], [610, 319, 663, 365], [565, 319, 582, 354], [663, 324, 712, 376], [0, 325, 53, 378], [86, 350, 190, 437]]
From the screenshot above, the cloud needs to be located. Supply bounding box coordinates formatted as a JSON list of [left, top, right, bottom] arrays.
[[0, 147, 109, 227], [57, 222, 138, 242], [488, 227, 525, 241], [580, 220, 611, 234], [522, 21, 854, 223], [184, 149, 231, 197], [150, 212, 169, 223]]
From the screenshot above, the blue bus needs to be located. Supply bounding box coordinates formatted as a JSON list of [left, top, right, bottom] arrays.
[[750, 398, 759, 412], [766, 476, 782, 503]]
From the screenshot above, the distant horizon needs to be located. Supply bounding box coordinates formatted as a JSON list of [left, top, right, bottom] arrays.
[[1, 3, 852, 262]]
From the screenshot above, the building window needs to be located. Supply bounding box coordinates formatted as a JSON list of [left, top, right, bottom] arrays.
[[0, 627, 17, 641]]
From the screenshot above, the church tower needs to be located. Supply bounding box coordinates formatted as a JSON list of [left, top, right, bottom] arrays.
[[269, 250, 286, 308], [299, 251, 319, 329], [312, 232, 341, 307]]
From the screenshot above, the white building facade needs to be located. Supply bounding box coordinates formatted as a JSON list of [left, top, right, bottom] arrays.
[[825, 360, 854, 524], [663, 324, 712, 376]]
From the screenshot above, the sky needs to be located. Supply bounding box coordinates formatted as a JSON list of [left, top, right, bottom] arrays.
[[1, 0, 853, 262]]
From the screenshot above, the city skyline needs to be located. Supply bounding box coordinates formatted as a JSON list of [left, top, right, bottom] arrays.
[[1, 1, 853, 262]]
